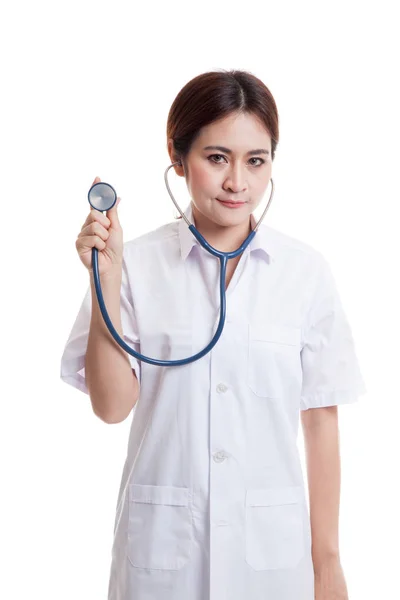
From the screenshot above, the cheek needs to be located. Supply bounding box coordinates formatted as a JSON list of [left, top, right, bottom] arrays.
[[189, 163, 215, 193]]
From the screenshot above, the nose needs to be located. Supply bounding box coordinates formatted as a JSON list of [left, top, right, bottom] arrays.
[[223, 163, 248, 194]]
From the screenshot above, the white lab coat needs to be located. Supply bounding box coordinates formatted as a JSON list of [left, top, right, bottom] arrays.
[[60, 202, 367, 600]]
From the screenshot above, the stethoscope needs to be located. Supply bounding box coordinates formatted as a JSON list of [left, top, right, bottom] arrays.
[[87, 161, 274, 367]]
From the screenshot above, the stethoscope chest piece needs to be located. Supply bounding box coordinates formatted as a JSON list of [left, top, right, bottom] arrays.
[[88, 182, 117, 212]]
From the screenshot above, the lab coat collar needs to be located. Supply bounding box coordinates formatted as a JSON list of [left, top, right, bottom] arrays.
[[178, 201, 274, 263]]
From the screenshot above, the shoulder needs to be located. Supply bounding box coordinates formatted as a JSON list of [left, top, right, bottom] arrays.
[[262, 224, 326, 271]]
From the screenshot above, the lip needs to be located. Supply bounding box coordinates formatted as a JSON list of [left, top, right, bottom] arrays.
[[217, 199, 246, 208]]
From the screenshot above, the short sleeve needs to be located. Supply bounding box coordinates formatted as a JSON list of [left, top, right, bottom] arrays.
[[60, 249, 141, 395], [300, 255, 367, 410]]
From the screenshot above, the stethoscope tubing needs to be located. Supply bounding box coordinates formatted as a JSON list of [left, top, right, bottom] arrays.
[[91, 162, 274, 367]]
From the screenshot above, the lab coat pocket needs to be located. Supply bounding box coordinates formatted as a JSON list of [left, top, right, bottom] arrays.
[[247, 323, 301, 398], [127, 484, 193, 570], [245, 486, 304, 570]]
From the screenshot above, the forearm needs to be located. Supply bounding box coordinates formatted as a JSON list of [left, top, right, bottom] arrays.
[[85, 269, 139, 423], [301, 406, 341, 568]]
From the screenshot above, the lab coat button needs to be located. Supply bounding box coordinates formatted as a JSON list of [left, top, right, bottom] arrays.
[[213, 451, 227, 463], [216, 383, 228, 393]]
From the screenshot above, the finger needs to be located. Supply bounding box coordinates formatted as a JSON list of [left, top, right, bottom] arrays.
[[76, 234, 107, 253], [81, 208, 111, 231], [78, 221, 110, 242]]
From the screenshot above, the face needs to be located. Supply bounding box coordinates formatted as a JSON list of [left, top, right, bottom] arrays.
[[168, 111, 272, 234]]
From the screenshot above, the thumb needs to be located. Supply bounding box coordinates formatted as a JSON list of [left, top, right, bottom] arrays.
[[107, 196, 122, 226]]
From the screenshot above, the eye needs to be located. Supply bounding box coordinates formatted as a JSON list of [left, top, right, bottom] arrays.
[[207, 154, 265, 167], [208, 154, 226, 164], [249, 157, 265, 167]]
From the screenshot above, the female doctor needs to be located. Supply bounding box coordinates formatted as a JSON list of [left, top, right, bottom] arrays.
[[60, 69, 366, 600]]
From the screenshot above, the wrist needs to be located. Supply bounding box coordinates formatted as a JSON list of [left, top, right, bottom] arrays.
[[312, 549, 341, 573], [89, 265, 122, 284]]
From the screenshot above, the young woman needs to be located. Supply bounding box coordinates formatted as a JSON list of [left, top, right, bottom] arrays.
[[61, 69, 366, 600]]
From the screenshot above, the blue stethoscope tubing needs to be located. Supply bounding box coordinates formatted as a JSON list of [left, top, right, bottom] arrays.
[[89, 161, 275, 367]]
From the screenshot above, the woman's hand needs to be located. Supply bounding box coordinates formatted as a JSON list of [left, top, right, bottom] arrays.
[[76, 176, 123, 277]]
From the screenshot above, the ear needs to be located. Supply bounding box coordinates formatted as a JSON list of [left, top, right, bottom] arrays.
[[167, 138, 185, 177]]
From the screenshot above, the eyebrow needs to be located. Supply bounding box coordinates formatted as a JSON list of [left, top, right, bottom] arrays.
[[203, 145, 270, 156]]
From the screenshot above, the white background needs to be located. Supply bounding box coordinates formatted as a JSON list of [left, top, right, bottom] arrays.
[[1, 1, 399, 598]]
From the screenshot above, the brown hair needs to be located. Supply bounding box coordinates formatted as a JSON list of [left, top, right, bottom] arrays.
[[166, 69, 279, 218]]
